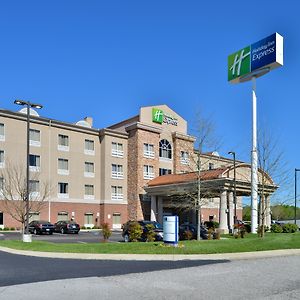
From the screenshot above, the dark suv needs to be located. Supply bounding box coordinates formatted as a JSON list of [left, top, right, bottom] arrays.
[[122, 220, 163, 242], [179, 223, 209, 240]]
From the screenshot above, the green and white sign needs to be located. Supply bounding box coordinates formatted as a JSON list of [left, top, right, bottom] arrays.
[[152, 108, 178, 126], [228, 33, 283, 83]]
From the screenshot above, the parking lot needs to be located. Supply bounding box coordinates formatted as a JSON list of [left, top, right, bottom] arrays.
[[0, 230, 124, 243]]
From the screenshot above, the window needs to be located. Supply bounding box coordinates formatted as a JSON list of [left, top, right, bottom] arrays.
[[112, 213, 121, 229], [112, 142, 123, 157], [58, 158, 69, 175], [57, 212, 69, 221], [29, 129, 41, 146], [111, 186, 123, 200], [29, 154, 40, 172], [29, 212, 40, 222], [159, 168, 171, 176], [144, 165, 154, 179], [143, 143, 154, 158], [0, 212, 3, 225], [159, 139, 172, 160], [111, 164, 123, 179], [29, 180, 40, 198], [84, 139, 95, 155], [58, 182, 69, 198], [209, 163, 214, 170], [0, 177, 4, 190], [0, 150, 4, 168], [0, 123, 4, 141], [84, 184, 94, 199], [84, 213, 93, 225], [180, 151, 189, 165], [84, 162, 95, 177], [58, 134, 69, 151]]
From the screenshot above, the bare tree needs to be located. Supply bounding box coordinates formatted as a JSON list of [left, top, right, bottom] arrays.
[[257, 128, 289, 237], [0, 162, 51, 232]]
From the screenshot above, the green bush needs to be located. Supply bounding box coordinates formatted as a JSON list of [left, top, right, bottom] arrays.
[[100, 223, 112, 241], [128, 221, 143, 242], [244, 224, 251, 233], [81, 226, 86, 230], [204, 221, 219, 229], [282, 223, 299, 233], [145, 224, 156, 242], [3, 227, 9, 231], [10, 227, 15, 231], [270, 224, 283, 233]]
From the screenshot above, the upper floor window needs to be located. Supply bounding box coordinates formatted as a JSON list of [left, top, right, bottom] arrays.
[[159, 139, 172, 160], [112, 142, 123, 158], [0, 123, 5, 141], [29, 129, 41, 147], [159, 168, 171, 176], [143, 143, 154, 158], [29, 180, 40, 199], [58, 182, 69, 198], [111, 186, 123, 200], [84, 162, 95, 177], [180, 151, 189, 165], [0, 150, 4, 168], [84, 139, 95, 155], [58, 158, 69, 175], [58, 134, 69, 151], [29, 154, 40, 172], [209, 163, 214, 170], [111, 164, 123, 179], [144, 165, 155, 180], [0, 177, 4, 190], [84, 184, 94, 199]]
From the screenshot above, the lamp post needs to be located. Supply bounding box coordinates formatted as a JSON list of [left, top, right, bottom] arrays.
[[14, 100, 43, 242], [228, 151, 237, 225], [295, 168, 300, 225]]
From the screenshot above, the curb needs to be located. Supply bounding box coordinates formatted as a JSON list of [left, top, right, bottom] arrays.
[[0, 246, 299, 261]]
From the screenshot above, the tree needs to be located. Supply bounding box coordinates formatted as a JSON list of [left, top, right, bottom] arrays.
[[256, 128, 289, 237], [169, 110, 220, 240], [0, 162, 51, 233]]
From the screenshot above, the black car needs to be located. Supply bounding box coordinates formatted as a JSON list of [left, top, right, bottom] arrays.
[[122, 220, 163, 242], [54, 220, 80, 234], [28, 220, 54, 235], [179, 223, 209, 240]]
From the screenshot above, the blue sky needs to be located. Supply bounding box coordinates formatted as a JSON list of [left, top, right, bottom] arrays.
[[0, 1, 299, 203]]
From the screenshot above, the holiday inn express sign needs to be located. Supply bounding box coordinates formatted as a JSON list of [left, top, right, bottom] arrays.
[[228, 32, 283, 83], [152, 108, 178, 126]]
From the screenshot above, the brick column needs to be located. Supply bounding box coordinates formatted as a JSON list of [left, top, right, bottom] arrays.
[[219, 190, 228, 233]]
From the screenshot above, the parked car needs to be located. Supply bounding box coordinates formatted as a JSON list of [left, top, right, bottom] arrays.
[[54, 220, 80, 234], [122, 220, 163, 242], [28, 220, 54, 235], [179, 223, 210, 240]]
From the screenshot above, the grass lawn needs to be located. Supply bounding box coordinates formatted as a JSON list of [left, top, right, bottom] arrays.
[[0, 232, 299, 255]]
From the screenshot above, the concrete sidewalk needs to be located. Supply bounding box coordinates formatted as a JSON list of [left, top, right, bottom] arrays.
[[0, 246, 299, 261]]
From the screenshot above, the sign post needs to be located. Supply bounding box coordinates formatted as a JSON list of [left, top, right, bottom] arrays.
[[228, 33, 283, 233]]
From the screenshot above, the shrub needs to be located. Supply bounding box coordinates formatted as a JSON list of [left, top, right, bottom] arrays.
[[282, 223, 299, 233], [257, 225, 269, 235], [128, 221, 143, 242], [204, 221, 219, 229], [244, 224, 251, 233], [10, 227, 15, 231], [207, 228, 214, 240], [81, 226, 86, 230], [214, 230, 221, 240], [3, 227, 9, 231], [270, 224, 283, 233], [182, 230, 193, 240], [0, 228, 2, 231], [100, 223, 112, 241], [145, 224, 156, 242]]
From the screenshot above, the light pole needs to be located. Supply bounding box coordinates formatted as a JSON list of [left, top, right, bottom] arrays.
[[14, 100, 43, 241], [228, 151, 237, 225], [295, 168, 300, 225]]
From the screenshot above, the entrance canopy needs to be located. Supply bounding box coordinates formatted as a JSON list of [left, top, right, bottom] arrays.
[[145, 164, 277, 197]]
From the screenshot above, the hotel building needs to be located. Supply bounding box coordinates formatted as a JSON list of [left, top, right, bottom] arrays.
[[0, 104, 276, 232]]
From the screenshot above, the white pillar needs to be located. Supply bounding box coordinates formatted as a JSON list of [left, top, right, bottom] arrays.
[[251, 76, 258, 234], [228, 192, 234, 231], [157, 196, 163, 224], [265, 195, 271, 228], [150, 195, 157, 222], [219, 190, 228, 233]]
